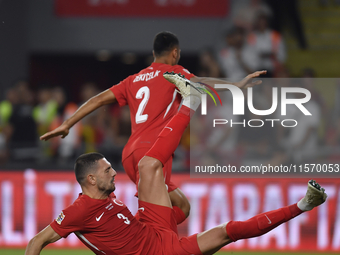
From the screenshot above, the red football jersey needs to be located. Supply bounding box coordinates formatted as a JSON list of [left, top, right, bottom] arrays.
[[50, 193, 159, 255], [110, 62, 195, 161]]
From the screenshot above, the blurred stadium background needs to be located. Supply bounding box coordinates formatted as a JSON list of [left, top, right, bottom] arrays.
[[1, 0, 340, 254]]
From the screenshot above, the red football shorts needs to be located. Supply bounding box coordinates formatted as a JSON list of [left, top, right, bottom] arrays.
[[123, 147, 177, 196], [138, 200, 203, 255]]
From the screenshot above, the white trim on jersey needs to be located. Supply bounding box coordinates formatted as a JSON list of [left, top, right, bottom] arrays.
[[75, 231, 106, 254], [164, 90, 178, 118]]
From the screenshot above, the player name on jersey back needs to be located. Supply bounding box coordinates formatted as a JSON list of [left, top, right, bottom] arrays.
[[133, 70, 161, 83]]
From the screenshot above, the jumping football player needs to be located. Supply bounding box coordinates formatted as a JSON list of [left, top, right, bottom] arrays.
[[27, 73, 327, 255], [41, 31, 266, 224]]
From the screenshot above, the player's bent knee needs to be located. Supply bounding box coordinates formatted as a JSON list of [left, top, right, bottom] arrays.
[[138, 156, 163, 177]]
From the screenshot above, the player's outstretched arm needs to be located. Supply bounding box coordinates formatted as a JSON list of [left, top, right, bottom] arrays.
[[25, 225, 61, 255], [190, 70, 267, 90], [40, 89, 116, 141]]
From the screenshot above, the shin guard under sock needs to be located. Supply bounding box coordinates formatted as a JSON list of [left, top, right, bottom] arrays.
[[226, 203, 303, 242]]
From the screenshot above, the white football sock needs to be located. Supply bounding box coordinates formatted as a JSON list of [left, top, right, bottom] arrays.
[[297, 198, 313, 211], [182, 95, 201, 111]]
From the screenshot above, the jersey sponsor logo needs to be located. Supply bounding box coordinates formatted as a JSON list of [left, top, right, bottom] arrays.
[[96, 212, 105, 221], [133, 70, 161, 83], [56, 211, 65, 225]]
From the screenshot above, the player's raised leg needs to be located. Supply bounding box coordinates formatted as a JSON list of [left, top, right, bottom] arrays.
[[194, 180, 327, 255], [138, 73, 203, 207]]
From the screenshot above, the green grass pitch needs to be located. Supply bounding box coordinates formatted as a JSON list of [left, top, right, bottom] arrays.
[[0, 250, 329, 255]]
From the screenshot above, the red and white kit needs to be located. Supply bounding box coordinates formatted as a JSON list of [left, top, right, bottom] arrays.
[[110, 62, 194, 193], [50, 193, 201, 255]]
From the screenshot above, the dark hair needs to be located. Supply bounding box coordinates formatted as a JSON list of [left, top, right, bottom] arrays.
[[74, 152, 104, 185], [153, 31, 179, 57]]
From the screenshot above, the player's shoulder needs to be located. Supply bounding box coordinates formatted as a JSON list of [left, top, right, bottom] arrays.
[[137, 64, 155, 74], [54, 196, 86, 225], [172, 65, 192, 75], [67, 195, 88, 213]]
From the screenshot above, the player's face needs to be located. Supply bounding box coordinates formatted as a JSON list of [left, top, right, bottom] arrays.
[[95, 158, 117, 194]]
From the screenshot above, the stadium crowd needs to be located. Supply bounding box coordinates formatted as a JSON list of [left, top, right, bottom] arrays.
[[0, 10, 339, 171], [0, 80, 131, 168]]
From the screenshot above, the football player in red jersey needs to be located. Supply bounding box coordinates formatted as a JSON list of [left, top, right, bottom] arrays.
[[27, 77, 327, 255], [40, 31, 266, 224]]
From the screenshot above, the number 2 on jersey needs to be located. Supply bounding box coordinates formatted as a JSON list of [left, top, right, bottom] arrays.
[[135, 86, 150, 124], [135, 86, 177, 124]]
